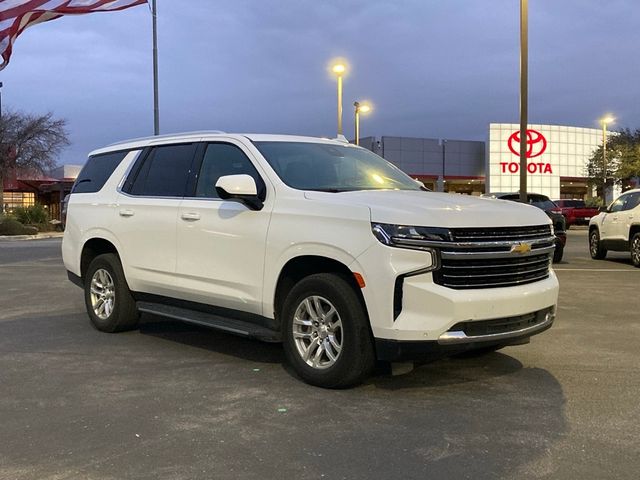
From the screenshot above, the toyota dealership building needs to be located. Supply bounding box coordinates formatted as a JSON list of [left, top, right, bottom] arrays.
[[361, 122, 621, 200]]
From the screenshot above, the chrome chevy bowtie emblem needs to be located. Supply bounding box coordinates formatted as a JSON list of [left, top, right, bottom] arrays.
[[511, 242, 532, 254]]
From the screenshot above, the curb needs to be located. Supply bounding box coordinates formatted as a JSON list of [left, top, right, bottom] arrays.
[[0, 232, 64, 242]]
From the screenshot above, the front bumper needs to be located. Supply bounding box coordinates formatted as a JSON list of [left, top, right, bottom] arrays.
[[375, 306, 555, 361], [351, 241, 559, 345]]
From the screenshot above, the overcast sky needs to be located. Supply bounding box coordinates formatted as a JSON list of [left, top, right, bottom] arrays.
[[3, 0, 639, 165]]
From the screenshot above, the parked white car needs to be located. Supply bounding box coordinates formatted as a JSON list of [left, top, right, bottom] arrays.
[[588, 188, 640, 267], [63, 132, 559, 387]]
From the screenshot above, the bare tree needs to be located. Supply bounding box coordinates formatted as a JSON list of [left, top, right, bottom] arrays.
[[0, 110, 70, 210]]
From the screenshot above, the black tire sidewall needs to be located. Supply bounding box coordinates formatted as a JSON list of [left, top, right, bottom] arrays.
[[553, 240, 564, 263], [84, 253, 138, 332], [281, 273, 374, 388]]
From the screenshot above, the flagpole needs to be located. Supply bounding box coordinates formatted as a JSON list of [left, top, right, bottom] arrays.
[[152, 0, 159, 135]]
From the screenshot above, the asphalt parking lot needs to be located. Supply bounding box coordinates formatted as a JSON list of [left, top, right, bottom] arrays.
[[1, 229, 638, 480]]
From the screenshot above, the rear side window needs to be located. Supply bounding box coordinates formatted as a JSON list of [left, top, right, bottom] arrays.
[[129, 144, 197, 197], [72, 150, 130, 193]]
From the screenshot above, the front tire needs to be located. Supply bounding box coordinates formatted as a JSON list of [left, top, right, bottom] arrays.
[[630, 233, 640, 268], [84, 253, 139, 332], [281, 273, 375, 388], [553, 239, 564, 263], [589, 229, 607, 260]]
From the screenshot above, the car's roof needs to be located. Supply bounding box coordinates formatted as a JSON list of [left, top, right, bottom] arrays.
[[90, 132, 352, 156]]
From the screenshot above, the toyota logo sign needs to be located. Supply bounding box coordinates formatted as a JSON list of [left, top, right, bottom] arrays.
[[507, 129, 547, 158]]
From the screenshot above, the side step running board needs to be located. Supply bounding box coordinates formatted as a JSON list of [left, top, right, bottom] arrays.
[[136, 302, 281, 343]]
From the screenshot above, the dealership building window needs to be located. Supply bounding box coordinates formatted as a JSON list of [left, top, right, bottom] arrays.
[[3, 191, 35, 210]]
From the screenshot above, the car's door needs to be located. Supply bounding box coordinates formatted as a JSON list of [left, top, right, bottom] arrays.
[[175, 140, 274, 315], [620, 193, 640, 241], [600, 194, 628, 241], [114, 142, 198, 296]]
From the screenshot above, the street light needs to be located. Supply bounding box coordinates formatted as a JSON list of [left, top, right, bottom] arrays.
[[600, 115, 615, 203], [353, 101, 371, 146], [331, 62, 346, 136]]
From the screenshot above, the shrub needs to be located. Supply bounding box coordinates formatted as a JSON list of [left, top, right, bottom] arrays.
[[13, 205, 49, 224], [0, 218, 37, 236]]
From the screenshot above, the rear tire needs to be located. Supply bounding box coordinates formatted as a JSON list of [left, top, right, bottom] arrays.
[[84, 253, 139, 332], [589, 229, 607, 260], [281, 273, 375, 388], [630, 233, 640, 268]]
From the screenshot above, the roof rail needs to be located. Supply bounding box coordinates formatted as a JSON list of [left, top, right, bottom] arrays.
[[107, 130, 226, 147]]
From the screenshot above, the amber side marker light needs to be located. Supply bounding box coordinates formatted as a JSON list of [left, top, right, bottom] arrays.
[[353, 272, 366, 288]]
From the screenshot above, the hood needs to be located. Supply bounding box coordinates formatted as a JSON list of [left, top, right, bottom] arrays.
[[304, 190, 551, 228]]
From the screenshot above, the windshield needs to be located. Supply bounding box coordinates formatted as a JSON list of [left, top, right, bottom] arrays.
[[253, 141, 422, 192]]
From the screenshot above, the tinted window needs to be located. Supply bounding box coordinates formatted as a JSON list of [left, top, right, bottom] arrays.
[[130, 144, 197, 197], [529, 196, 557, 210], [609, 196, 627, 213], [194, 143, 265, 199], [622, 193, 640, 211], [72, 150, 129, 194], [498, 194, 556, 210], [557, 200, 584, 208]]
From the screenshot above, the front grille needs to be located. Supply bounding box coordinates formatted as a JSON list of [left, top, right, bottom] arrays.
[[432, 225, 554, 289], [450, 225, 552, 242]]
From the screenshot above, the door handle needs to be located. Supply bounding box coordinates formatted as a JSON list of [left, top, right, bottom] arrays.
[[181, 212, 201, 221], [119, 209, 135, 217]]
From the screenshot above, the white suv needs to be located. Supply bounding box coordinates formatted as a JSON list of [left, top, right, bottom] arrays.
[[588, 188, 640, 267], [63, 132, 559, 387]]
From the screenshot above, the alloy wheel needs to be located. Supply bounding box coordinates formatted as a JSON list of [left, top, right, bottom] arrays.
[[90, 268, 115, 320], [590, 232, 599, 257], [292, 295, 343, 369], [632, 236, 640, 266]]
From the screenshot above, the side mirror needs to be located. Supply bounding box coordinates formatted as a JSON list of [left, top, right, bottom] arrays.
[[215, 174, 263, 210], [599, 206, 608, 213]]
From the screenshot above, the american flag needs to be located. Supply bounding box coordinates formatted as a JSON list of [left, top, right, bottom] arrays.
[[0, 0, 148, 70]]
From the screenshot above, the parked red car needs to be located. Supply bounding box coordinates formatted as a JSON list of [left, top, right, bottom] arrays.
[[554, 199, 599, 228]]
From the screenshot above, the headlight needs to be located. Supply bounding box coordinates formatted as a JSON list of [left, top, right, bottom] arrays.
[[372, 223, 452, 246], [371, 223, 445, 272]]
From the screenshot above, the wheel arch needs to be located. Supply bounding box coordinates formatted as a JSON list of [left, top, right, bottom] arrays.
[[273, 255, 368, 330], [80, 238, 121, 281]]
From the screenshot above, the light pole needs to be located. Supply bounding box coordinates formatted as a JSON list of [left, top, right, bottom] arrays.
[[152, 0, 159, 135], [353, 102, 371, 146], [600, 115, 615, 203], [441, 139, 447, 192], [332, 63, 346, 136], [519, 0, 529, 203]]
